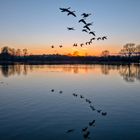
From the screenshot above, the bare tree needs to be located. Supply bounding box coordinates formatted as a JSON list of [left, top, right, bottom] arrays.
[[122, 43, 135, 57], [23, 48, 28, 56], [1, 46, 9, 54], [16, 49, 21, 56], [73, 51, 79, 56], [101, 50, 110, 57]]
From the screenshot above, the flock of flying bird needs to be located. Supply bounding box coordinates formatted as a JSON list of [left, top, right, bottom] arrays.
[[50, 89, 107, 139], [51, 7, 107, 49]]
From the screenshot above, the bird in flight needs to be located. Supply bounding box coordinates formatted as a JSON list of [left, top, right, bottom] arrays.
[[51, 45, 54, 48], [81, 13, 91, 18], [60, 7, 76, 17], [83, 25, 90, 31], [73, 43, 77, 47], [59, 45, 63, 48], [85, 41, 91, 45], [90, 37, 96, 41], [89, 31, 96, 36], [80, 43, 84, 47], [85, 22, 93, 27], [67, 10, 76, 17], [90, 38, 96, 42], [67, 27, 75, 31], [82, 29, 88, 33], [79, 19, 87, 24], [59, 7, 71, 13], [102, 36, 107, 40], [97, 37, 102, 40]]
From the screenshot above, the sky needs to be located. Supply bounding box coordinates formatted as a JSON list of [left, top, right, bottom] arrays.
[[0, 0, 140, 56]]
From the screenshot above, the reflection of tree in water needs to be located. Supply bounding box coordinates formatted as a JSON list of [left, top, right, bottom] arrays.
[[0, 64, 140, 82], [0, 65, 33, 77], [1, 65, 9, 77], [62, 66, 79, 74], [61, 65, 94, 74], [0, 65, 96, 76], [119, 65, 140, 82], [100, 65, 120, 75], [101, 65, 110, 75], [100, 64, 140, 82]]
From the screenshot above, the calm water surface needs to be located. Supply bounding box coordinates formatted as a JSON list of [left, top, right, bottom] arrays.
[[0, 64, 140, 140]]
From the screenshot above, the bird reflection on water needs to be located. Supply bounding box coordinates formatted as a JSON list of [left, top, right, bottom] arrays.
[[50, 89, 106, 139]]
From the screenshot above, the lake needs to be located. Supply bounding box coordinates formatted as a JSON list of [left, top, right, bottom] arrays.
[[0, 64, 140, 140]]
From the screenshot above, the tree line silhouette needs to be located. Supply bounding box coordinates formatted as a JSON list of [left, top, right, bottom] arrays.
[[0, 43, 140, 64]]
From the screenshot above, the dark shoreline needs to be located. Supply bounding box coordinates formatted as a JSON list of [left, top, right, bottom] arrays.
[[0, 54, 140, 65], [0, 61, 140, 65]]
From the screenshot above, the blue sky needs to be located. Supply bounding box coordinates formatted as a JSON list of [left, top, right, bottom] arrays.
[[0, 0, 140, 54]]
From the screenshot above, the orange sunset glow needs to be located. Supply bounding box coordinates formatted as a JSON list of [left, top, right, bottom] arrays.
[[7, 43, 121, 56]]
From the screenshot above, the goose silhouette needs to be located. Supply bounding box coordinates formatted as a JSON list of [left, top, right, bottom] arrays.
[[66, 129, 74, 133], [51, 45, 54, 48], [89, 31, 96, 36], [83, 25, 90, 31], [73, 43, 78, 47], [97, 37, 102, 40], [82, 127, 88, 132], [90, 37, 96, 41], [51, 89, 54, 92], [79, 19, 87, 24], [81, 13, 91, 18], [97, 110, 102, 113], [89, 120, 95, 126], [90, 105, 95, 111], [73, 93, 78, 97], [102, 36, 107, 40], [67, 27, 75, 30], [80, 95, 84, 98], [82, 29, 88, 33], [85, 22, 93, 27], [59, 45, 63, 48], [88, 41, 91, 45], [59, 90, 63, 94], [80, 43, 84, 47], [59, 7, 71, 13], [67, 11, 76, 17], [102, 112, 107, 116], [86, 99, 92, 104]]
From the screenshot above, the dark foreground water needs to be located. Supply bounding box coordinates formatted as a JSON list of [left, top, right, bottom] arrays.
[[0, 64, 140, 140]]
